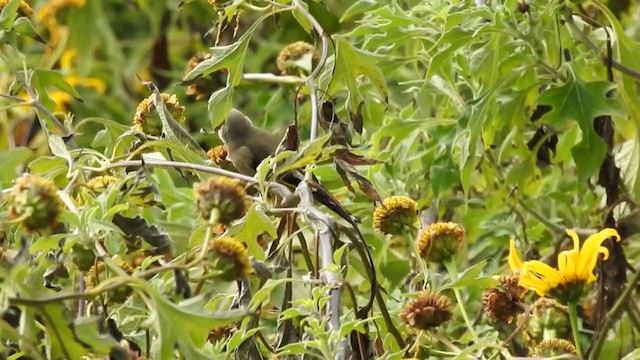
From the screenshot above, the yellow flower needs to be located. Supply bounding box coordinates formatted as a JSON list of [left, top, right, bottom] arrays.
[[509, 229, 621, 301], [37, 0, 86, 22]]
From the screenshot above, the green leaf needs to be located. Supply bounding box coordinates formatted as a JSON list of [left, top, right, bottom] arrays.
[[40, 303, 89, 359], [48, 134, 73, 176], [0, 0, 23, 30], [0, 147, 32, 188], [329, 37, 388, 101], [146, 289, 248, 360], [12, 17, 45, 43], [538, 78, 622, 183], [439, 260, 496, 291], [208, 85, 234, 130], [231, 203, 276, 260], [32, 68, 81, 111], [73, 317, 118, 355]]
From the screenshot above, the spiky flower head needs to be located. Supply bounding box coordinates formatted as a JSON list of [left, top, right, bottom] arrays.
[[483, 275, 527, 323], [417, 222, 464, 262], [373, 196, 418, 235], [400, 290, 452, 330], [133, 93, 186, 137], [195, 177, 248, 225], [531, 339, 577, 357], [7, 174, 64, 233], [0, 0, 34, 18], [276, 41, 318, 75], [207, 237, 252, 281], [207, 145, 228, 166]]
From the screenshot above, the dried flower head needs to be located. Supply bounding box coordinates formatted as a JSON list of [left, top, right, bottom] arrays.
[[184, 53, 226, 99], [483, 275, 527, 323], [276, 41, 318, 75], [8, 174, 64, 233], [207, 145, 228, 165], [208, 237, 252, 281], [400, 290, 452, 330], [417, 222, 464, 262], [0, 0, 34, 18], [195, 177, 248, 225], [531, 339, 577, 357], [373, 196, 418, 235], [133, 93, 186, 137], [208, 324, 235, 342]]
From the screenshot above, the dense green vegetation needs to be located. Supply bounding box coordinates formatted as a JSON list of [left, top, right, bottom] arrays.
[[0, 0, 639, 359]]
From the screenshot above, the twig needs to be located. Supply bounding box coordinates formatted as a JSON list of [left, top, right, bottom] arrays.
[[81, 159, 291, 198], [292, 0, 330, 142], [587, 269, 640, 359], [242, 73, 305, 84], [563, 11, 640, 81]]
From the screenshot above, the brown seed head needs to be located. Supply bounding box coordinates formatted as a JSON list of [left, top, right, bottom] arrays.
[[482, 275, 527, 323], [373, 196, 418, 235], [8, 174, 64, 234], [416, 222, 464, 262], [276, 41, 318, 75], [208, 237, 252, 281], [400, 290, 452, 330], [195, 177, 248, 225], [207, 145, 228, 165], [532, 339, 576, 357]]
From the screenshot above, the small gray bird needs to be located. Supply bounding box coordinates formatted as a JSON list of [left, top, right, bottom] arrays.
[[217, 109, 280, 175]]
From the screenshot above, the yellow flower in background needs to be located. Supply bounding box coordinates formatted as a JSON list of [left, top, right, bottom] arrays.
[[509, 229, 620, 302], [49, 49, 107, 112], [37, 0, 86, 22]]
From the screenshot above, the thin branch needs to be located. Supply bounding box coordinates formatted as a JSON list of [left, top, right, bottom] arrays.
[[242, 73, 305, 84], [81, 159, 292, 198], [564, 11, 640, 81], [292, 0, 330, 143]]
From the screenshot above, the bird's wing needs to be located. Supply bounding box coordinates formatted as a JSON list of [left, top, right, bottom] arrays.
[[228, 145, 258, 175]]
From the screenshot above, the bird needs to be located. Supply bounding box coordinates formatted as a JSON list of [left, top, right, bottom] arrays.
[[217, 109, 281, 175], [217, 108, 358, 223]]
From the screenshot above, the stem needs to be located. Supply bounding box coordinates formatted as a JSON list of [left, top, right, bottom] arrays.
[[404, 227, 428, 283], [291, 0, 330, 143], [568, 302, 582, 357], [445, 260, 478, 343], [588, 269, 640, 359]]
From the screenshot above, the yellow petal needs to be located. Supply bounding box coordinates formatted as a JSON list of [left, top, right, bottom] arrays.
[[565, 229, 581, 251], [577, 229, 620, 281], [523, 260, 564, 287], [519, 271, 552, 296], [558, 250, 578, 282], [508, 239, 523, 271]]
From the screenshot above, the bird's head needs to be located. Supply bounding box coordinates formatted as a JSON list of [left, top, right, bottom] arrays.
[[218, 108, 254, 143]]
